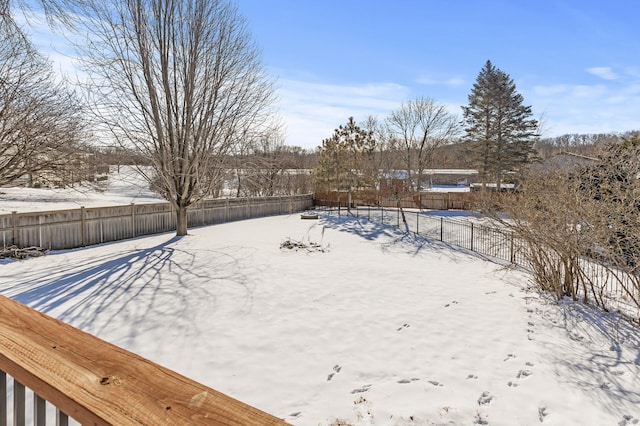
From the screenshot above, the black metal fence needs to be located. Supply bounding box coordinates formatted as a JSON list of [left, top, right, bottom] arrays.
[[321, 204, 526, 266], [320, 204, 640, 319]]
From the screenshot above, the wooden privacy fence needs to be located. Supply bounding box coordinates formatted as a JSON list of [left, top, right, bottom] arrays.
[[313, 192, 471, 210], [0, 294, 288, 425], [0, 195, 313, 250]]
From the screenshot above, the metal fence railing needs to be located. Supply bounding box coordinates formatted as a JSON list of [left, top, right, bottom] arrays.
[[321, 205, 526, 267], [319, 205, 640, 320]]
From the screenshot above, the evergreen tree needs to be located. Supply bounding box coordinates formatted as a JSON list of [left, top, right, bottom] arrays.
[[462, 60, 539, 189], [314, 117, 375, 207]]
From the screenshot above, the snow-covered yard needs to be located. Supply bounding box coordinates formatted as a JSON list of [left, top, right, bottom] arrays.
[[1, 212, 639, 425], [0, 166, 162, 214]]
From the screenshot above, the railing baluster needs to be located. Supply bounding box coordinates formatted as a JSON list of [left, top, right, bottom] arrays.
[[34, 395, 45, 426], [56, 410, 68, 426], [13, 380, 24, 426], [0, 370, 5, 426]]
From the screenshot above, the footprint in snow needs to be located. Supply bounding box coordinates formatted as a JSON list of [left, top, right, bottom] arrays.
[[477, 391, 493, 406], [397, 323, 410, 331], [428, 380, 443, 387], [467, 374, 478, 380], [288, 412, 302, 420], [327, 364, 341, 381], [619, 414, 639, 425], [538, 406, 549, 422], [504, 353, 516, 361], [397, 378, 420, 384], [516, 369, 532, 379], [351, 384, 372, 394]]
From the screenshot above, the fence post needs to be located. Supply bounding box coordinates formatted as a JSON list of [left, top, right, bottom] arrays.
[[12, 211, 17, 248], [470, 223, 474, 252], [416, 210, 419, 235], [38, 215, 43, 248], [440, 217, 443, 242], [80, 207, 86, 246], [131, 203, 136, 238], [510, 232, 515, 263], [225, 198, 230, 222]]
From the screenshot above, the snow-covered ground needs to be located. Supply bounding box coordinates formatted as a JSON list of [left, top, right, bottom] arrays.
[[0, 210, 639, 425], [0, 166, 163, 214]]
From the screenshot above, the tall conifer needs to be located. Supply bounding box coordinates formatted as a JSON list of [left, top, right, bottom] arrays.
[[462, 60, 538, 189]]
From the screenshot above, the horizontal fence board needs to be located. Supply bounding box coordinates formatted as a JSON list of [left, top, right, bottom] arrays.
[[0, 195, 314, 251]]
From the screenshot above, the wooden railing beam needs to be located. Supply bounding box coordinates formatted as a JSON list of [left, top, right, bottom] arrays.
[[0, 295, 288, 426]]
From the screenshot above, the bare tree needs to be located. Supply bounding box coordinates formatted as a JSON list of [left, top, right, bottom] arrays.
[[387, 97, 459, 192], [235, 125, 287, 197], [74, 0, 276, 235], [0, 19, 85, 187], [361, 114, 401, 204], [488, 135, 640, 313]]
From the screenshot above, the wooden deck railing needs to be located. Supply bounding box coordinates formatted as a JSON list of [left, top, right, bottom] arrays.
[[0, 295, 289, 425]]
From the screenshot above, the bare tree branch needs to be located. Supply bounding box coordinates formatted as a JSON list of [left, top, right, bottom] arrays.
[[70, 0, 276, 235]]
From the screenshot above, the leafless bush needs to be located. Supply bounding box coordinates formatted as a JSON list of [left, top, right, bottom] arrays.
[[485, 137, 640, 318], [488, 172, 588, 301]]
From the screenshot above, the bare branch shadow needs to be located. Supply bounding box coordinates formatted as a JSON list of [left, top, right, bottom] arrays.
[[534, 295, 640, 411], [3, 235, 256, 340], [320, 213, 505, 262]]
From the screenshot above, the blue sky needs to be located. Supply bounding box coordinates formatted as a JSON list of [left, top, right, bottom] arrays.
[[20, 0, 640, 150], [235, 0, 640, 149]]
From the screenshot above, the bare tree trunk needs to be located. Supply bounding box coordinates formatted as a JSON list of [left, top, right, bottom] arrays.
[[176, 206, 188, 236]]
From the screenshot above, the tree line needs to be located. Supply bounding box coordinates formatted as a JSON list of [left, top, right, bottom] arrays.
[[3, 0, 639, 245], [314, 60, 540, 201]]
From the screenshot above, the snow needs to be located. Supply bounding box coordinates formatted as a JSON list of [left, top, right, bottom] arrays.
[[0, 166, 163, 214], [1, 182, 640, 425]]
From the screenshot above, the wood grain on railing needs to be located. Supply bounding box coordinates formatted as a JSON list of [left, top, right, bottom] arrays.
[[0, 295, 288, 425]]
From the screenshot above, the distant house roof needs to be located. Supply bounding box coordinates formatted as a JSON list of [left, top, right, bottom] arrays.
[[542, 151, 600, 170], [380, 169, 478, 178]]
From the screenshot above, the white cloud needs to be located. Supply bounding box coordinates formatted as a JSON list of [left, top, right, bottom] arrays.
[[276, 79, 411, 149], [527, 79, 640, 137], [586, 67, 618, 81], [532, 84, 569, 97], [416, 75, 466, 87], [571, 84, 607, 98]]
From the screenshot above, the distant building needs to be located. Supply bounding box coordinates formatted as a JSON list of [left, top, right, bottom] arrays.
[[541, 151, 600, 171]]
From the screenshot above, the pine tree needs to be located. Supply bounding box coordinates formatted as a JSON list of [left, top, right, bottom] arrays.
[[462, 60, 539, 190], [314, 117, 375, 208]]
